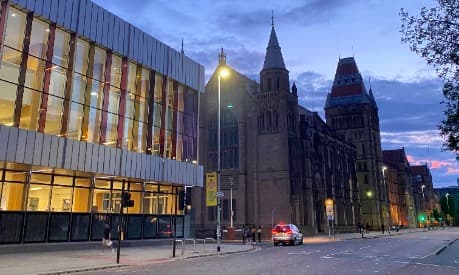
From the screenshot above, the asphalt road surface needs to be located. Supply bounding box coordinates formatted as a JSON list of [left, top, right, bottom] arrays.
[[83, 228, 459, 275]]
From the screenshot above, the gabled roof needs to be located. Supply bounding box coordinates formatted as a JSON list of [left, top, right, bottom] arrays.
[[262, 25, 286, 71], [410, 165, 430, 176]]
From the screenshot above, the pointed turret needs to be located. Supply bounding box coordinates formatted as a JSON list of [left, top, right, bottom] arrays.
[[325, 57, 377, 109], [262, 18, 286, 71], [218, 48, 226, 65], [291, 82, 297, 96]]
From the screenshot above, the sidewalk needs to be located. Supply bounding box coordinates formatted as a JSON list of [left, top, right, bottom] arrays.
[[0, 241, 255, 275]]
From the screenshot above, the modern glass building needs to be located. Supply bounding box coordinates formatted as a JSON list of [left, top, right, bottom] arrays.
[[0, 0, 204, 244]]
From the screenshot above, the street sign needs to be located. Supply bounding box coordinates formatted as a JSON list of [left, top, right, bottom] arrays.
[[216, 191, 224, 197], [327, 215, 334, 221], [325, 199, 334, 221]]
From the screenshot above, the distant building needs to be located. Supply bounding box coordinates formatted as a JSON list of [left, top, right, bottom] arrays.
[[410, 165, 436, 225], [196, 22, 360, 236], [382, 148, 416, 227], [325, 57, 388, 229], [0, 0, 204, 244]]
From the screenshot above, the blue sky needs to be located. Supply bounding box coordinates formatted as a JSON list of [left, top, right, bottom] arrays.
[[93, 0, 458, 188]]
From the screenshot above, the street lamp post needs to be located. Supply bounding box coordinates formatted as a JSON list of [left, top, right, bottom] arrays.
[[445, 193, 450, 226], [216, 67, 229, 252], [367, 190, 373, 230], [421, 185, 426, 229]]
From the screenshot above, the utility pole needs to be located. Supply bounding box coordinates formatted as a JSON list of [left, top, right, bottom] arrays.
[[116, 179, 125, 264]]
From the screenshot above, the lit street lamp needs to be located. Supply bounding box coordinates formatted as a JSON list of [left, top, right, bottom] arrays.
[[216, 67, 229, 252], [367, 190, 373, 229]]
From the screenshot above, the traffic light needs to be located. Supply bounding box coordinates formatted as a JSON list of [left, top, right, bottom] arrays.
[[178, 190, 185, 210], [121, 192, 134, 207]]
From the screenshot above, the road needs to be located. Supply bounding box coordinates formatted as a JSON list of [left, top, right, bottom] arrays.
[[83, 229, 459, 275]]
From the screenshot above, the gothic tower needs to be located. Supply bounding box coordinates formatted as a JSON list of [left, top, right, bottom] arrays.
[[248, 19, 303, 227], [325, 57, 388, 229]]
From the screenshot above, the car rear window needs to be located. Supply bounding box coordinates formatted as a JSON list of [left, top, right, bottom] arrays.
[[274, 225, 291, 232]]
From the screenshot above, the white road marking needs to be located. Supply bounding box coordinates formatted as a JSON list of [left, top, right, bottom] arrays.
[[360, 246, 372, 250], [321, 256, 334, 259]]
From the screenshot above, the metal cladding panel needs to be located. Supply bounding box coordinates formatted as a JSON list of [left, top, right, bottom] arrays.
[[56, 0, 65, 26], [186, 164, 191, 186], [6, 127, 18, 162], [24, 130, 35, 164], [82, 1, 91, 38], [70, 0, 79, 30], [134, 153, 140, 179], [153, 157, 160, 181], [63, 0, 73, 29], [48, 135, 58, 168], [140, 154, 146, 179], [127, 152, 134, 178], [77, 142, 86, 171], [123, 21, 129, 56], [200, 66, 205, 93], [56, 136, 65, 168], [18, 0, 26, 7], [152, 40, 158, 70], [84, 143, 92, 172], [91, 144, 98, 173], [41, 0, 51, 19], [95, 6, 103, 45], [63, 138, 72, 169], [142, 34, 148, 65], [0, 126, 7, 160], [112, 16, 120, 52], [133, 28, 139, 63], [120, 147, 126, 177], [70, 139, 80, 171], [26, 0, 35, 10], [49, 0, 59, 22], [33, 0, 44, 16], [77, 0, 86, 34], [97, 144, 105, 173], [106, 13, 114, 49], [15, 128, 27, 164], [128, 25, 134, 58], [155, 43, 163, 74], [89, 3, 97, 41], [32, 132, 43, 166], [145, 155, 151, 179], [114, 148, 121, 175], [101, 11, 108, 46], [103, 146, 110, 174], [109, 147, 116, 174]]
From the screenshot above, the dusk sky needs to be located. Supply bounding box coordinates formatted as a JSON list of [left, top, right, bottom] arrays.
[[93, 0, 458, 188]]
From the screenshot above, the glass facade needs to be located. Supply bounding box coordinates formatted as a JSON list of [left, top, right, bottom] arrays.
[[0, 6, 198, 244], [0, 168, 184, 243], [0, 7, 198, 160]]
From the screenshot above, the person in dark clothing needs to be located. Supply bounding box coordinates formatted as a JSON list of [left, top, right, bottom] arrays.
[[251, 226, 256, 243], [242, 225, 247, 244], [257, 226, 262, 243], [101, 223, 114, 255], [381, 223, 385, 234]]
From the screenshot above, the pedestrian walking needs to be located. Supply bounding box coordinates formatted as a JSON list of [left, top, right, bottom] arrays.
[[101, 223, 114, 255], [257, 226, 262, 243], [251, 226, 256, 243], [381, 223, 385, 234], [242, 225, 247, 244]]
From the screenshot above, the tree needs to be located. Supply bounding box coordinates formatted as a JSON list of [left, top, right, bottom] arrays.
[[400, 1, 459, 159]]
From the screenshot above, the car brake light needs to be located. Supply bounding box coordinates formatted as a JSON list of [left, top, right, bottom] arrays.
[[285, 230, 292, 234]]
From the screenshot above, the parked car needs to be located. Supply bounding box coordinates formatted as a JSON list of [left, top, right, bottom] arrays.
[[272, 224, 303, 246]]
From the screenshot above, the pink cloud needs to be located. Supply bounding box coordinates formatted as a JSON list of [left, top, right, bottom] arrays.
[[446, 167, 459, 175]]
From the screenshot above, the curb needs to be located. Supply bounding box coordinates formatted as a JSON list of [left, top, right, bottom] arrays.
[[183, 245, 257, 259], [434, 237, 458, 256], [37, 264, 127, 275]]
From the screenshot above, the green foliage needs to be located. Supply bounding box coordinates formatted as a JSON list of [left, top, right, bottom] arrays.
[[400, 1, 459, 159], [433, 208, 441, 220]]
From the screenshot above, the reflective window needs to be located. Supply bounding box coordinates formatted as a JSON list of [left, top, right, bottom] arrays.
[[74, 39, 89, 75], [104, 112, 118, 146], [49, 66, 67, 97], [71, 74, 87, 104], [92, 47, 106, 81], [50, 185, 72, 211], [92, 188, 110, 213], [44, 94, 64, 135], [52, 29, 70, 68], [110, 55, 122, 88], [73, 187, 90, 212], [67, 102, 83, 140], [0, 80, 18, 126], [27, 184, 51, 211], [24, 55, 46, 90], [29, 18, 49, 59], [0, 182, 24, 210], [3, 8, 26, 50], [0, 47, 22, 84]]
